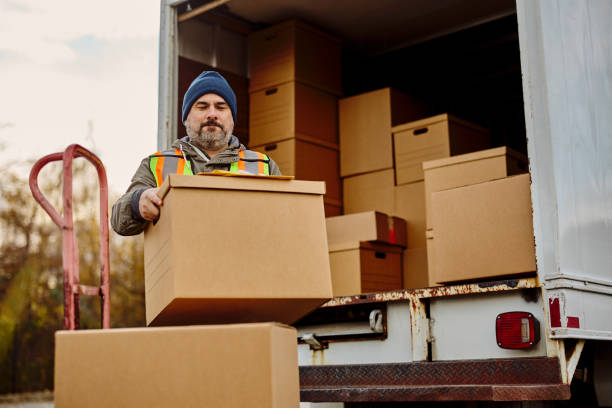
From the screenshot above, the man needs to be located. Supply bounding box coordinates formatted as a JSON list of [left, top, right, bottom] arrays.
[[111, 71, 281, 236]]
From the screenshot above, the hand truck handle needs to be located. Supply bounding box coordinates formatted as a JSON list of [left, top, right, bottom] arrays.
[[29, 144, 111, 330]]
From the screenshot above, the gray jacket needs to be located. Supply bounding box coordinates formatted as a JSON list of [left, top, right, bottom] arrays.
[[111, 135, 281, 236]]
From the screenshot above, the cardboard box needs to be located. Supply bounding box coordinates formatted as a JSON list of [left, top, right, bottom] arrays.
[[423, 146, 528, 229], [339, 88, 430, 177], [248, 20, 341, 95], [249, 81, 338, 147], [326, 211, 408, 248], [393, 181, 426, 249], [144, 174, 333, 326], [329, 242, 403, 296], [55, 323, 299, 408], [423, 147, 527, 285], [251, 137, 341, 202], [430, 174, 536, 284], [343, 168, 395, 215], [393, 114, 490, 185], [403, 247, 429, 289]]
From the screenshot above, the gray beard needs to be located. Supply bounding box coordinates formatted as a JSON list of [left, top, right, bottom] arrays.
[[187, 126, 231, 152]]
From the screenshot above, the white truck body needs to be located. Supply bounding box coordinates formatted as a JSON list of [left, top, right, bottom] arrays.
[[517, 0, 612, 341]]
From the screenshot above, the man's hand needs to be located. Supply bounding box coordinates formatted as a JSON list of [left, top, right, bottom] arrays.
[[139, 187, 163, 221]]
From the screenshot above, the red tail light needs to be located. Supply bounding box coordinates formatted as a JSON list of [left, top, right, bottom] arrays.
[[496, 312, 540, 349]]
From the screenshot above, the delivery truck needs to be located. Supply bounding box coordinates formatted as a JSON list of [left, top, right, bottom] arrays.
[[157, 0, 612, 406]]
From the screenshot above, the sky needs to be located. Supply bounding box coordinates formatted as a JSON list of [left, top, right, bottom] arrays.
[[0, 0, 161, 194]]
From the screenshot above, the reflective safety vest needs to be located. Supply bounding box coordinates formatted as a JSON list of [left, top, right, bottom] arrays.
[[149, 148, 270, 187], [229, 150, 271, 176], [149, 148, 194, 187]]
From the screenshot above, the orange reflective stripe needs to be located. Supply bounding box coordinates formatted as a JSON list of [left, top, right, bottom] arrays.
[[155, 156, 165, 186], [238, 150, 246, 172], [177, 157, 185, 174]]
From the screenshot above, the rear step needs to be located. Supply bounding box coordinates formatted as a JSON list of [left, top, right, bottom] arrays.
[[300, 358, 570, 402]]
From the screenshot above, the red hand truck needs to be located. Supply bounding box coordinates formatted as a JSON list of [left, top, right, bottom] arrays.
[[29, 144, 110, 330]]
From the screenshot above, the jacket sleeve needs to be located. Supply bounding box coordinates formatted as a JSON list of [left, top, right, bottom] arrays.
[[268, 157, 282, 176], [111, 157, 157, 236]]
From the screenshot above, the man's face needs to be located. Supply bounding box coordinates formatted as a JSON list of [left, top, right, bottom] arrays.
[[184, 93, 234, 151]]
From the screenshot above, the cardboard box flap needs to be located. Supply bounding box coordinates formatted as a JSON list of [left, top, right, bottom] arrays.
[[391, 113, 488, 134], [158, 173, 326, 199], [422, 147, 527, 170]]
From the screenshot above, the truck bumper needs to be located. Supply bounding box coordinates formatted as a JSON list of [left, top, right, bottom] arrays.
[[299, 358, 570, 402]]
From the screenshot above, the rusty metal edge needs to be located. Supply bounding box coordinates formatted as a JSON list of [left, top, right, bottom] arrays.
[[300, 384, 570, 402], [323, 277, 539, 307]]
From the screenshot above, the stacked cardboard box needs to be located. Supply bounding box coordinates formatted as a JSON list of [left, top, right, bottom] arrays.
[[55, 323, 300, 408], [339, 89, 491, 288], [429, 173, 536, 284], [248, 20, 343, 216], [423, 148, 533, 285], [326, 211, 407, 296], [55, 174, 333, 406]]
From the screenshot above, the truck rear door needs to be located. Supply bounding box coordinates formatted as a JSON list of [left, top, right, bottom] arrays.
[[517, 0, 612, 341]]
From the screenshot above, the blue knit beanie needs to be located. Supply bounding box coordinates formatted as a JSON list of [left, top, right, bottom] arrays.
[[181, 71, 237, 124]]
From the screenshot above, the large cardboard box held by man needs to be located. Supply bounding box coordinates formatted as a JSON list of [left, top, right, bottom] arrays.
[[429, 174, 536, 284], [144, 174, 333, 326], [55, 323, 299, 408]]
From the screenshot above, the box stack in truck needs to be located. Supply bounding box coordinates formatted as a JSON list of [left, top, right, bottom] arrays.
[[338, 87, 492, 289], [247, 20, 343, 217], [55, 174, 334, 407], [326, 211, 407, 296], [423, 148, 535, 285]]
